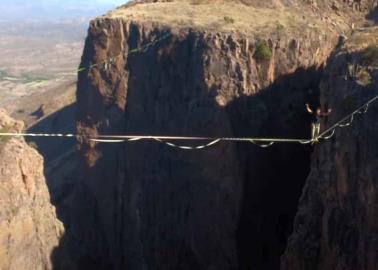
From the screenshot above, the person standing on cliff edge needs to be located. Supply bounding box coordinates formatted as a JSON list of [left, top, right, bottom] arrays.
[[306, 103, 332, 144]]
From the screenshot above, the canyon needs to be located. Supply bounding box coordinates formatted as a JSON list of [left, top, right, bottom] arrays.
[[0, 0, 377, 270]]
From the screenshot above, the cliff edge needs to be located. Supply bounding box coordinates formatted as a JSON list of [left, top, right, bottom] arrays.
[[0, 109, 63, 270], [282, 26, 378, 270], [53, 1, 378, 269]]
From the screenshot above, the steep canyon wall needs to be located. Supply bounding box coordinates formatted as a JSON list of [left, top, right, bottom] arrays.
[[52, 1, 378, 269], [282, 27, 378, 270], [0, 110, 63, 270]]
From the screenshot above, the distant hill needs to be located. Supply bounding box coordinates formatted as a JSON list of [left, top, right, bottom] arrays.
[[0, 0, 128, 22]]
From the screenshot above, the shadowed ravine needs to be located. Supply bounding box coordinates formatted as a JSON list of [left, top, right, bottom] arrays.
[[229, 67, 322, 270], [48, 69, 319, 270], [1, 1, 378, 270], [49, 21, 327, 268]]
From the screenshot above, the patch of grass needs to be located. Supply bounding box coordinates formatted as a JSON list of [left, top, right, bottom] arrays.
[[224, 16, 235, 24], [254, 40, 272, 62], [361, 46, 378, 66], [356, 70, 372, 86], [276, 23, 285, 32], [190, 0, 206, 5], [0, 72, 49, 84], [11, 205, 19, 217], [21, 73, 49, 84], [111, 1, 322, 35], [346, 28, 378, 51]]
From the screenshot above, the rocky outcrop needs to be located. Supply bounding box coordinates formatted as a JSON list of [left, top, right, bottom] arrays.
[[53, 1, 377, 269], [282, 27, 378, 270], [71, 9, 333, 270], [0, 109, 63, 270]]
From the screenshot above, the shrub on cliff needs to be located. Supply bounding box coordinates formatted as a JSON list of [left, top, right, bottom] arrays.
[[190, 0, 206, 4], [361, 46, 378, 66], [254, 40, 272, 62], [224, 16, 235, 24], [356, 70, 372, 86], [276, 23, 285, 32]]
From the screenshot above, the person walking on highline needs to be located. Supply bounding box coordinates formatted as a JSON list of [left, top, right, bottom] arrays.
[[306, 103, 332, 144]]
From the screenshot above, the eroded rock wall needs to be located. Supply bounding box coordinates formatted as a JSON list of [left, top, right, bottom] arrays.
[[67, 16, 339, 269], [0, 109, 63, 270], [282, 28, 378, 270], [55, 1, 378, 269]]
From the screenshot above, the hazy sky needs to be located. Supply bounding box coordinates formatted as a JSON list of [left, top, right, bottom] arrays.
[[0, 0, 130, 21], [0, 0, 128, 7]]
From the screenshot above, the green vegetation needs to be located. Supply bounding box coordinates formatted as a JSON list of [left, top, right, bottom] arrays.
[[361, 46, 378, 66], [224, 16, 235, 24], [276, 23, 285, 32], [0, 71, 49, 84], [21, 73, 49, 84], [11, 205, 19, 217], [254, 40, 273, 62], [356, 70, 372, 86], [190, 0, 206, 5]]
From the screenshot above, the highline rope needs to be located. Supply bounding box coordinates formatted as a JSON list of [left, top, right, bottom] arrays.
[[76, 33, 171, 73], [0, 94, 376, 150], [0, 93, 375, 150], [318, 94, 378, 139]]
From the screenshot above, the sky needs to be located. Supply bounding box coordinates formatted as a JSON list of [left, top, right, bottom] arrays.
[[0, 0, 130, 22]]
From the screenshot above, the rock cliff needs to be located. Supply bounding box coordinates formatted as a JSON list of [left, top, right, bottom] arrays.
[[54, 1, 378, 269], [0, 109, 63, 270], [282, 26, 378, 270]]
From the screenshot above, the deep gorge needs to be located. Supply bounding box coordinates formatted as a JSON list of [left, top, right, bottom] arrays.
[[50, 17, 334, 269], [45, 1, 378, 270], [1, 1, 378, 270]]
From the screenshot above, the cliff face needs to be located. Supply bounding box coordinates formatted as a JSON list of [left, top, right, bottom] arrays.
[[282, 27, 378, 270], [56, 1, 378, 269], [0, 109, 63, 270]]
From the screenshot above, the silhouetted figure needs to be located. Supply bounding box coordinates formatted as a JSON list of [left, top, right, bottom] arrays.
[[306, 103, 332, 143]]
